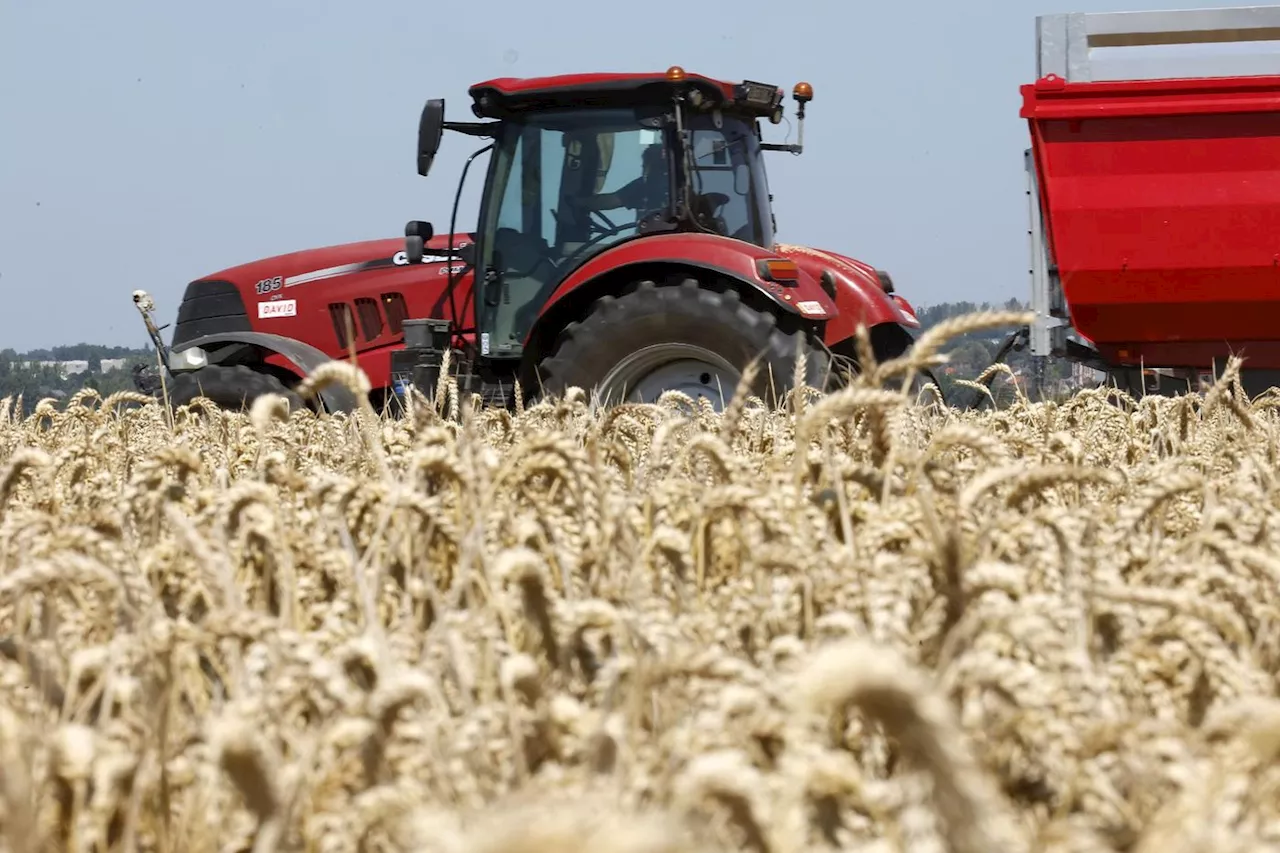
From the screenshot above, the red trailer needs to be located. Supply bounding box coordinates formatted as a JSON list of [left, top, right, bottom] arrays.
[[1022, 4, 1280, 396]]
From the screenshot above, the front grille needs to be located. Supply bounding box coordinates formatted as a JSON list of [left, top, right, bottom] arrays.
[[170, 279, 250, 348], [329, 302, 356, 350], [353, 297, 383, 341], [381, 292, 409, 335]]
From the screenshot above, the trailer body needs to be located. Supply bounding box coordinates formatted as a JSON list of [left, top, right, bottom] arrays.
[[1023, 5, 1280, 381]]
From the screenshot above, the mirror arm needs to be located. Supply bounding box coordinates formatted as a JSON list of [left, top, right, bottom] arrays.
[[444, 142, 494, 339], [444, 121, 500, 137]]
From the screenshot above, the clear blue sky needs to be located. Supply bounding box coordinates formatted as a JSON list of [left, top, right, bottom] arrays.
[[0, 0, 1259, 351]]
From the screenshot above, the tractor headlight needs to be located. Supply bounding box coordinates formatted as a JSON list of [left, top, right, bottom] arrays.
[[169, 346, 207, 371]]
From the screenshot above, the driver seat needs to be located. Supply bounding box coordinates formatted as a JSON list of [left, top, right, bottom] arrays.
[[490, 227, 557, 350], [689, 192, 729, 236]]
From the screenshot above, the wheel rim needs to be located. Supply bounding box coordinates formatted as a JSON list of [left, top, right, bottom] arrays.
[[596, 343, 742, 410]]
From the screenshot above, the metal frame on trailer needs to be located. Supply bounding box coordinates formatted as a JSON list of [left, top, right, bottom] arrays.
[[1036, 5, 1280, 83], [1025, 148, 1064, 361]]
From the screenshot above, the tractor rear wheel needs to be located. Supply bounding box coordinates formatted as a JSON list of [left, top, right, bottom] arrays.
[[534, 276, 832, 410], [166, 364, 308, 414]]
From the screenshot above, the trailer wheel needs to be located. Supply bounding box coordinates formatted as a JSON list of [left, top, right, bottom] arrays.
[[167, 364, 308, 414], [533, 276, 832, 409]]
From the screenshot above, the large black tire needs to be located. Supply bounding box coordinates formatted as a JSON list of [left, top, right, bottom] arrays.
[[166, 364, 308, 413], [533, 276, 834, 409]]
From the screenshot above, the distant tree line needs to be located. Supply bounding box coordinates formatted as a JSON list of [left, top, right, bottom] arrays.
[[0, 343, 157, 414]]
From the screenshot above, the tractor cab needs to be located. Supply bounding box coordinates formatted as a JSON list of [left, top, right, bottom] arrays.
[[406, 67, 811, 360]]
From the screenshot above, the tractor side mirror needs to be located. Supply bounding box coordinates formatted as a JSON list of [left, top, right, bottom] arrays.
[[405, 220, 434, 264], [417, 98, 446, 177]]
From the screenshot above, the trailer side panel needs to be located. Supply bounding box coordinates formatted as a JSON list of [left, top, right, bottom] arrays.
[[1024, 73, 1280, 368]]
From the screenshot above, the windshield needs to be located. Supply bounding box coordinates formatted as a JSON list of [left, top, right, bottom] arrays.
[[475, 106, 774, 357]]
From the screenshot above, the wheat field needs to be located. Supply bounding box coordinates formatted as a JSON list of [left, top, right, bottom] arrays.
[[1, 311, 1279, 853]]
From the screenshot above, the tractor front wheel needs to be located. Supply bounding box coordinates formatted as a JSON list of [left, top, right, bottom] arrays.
[[166, 364, 308, 414], [534, 277, 832, 410]]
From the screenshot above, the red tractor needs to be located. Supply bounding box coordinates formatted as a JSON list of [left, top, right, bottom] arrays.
[[137, 66, 921, 413]]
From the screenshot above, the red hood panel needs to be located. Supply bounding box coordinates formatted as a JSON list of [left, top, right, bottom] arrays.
[[202, 234, 474, 287]]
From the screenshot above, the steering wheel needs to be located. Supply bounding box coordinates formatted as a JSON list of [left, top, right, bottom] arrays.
[[559, 197, 623, 237], [558, 220, 637, 271], [586, 207, 618, 234]]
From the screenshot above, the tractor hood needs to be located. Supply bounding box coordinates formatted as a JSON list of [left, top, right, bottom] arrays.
[[167, 232, 475, 355], [198, 233, 475, 292]]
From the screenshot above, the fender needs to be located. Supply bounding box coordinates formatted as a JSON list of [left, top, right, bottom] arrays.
[[169, 331, 359, 412], [774, 244, 921, 349], [523, 232, 840, 362]]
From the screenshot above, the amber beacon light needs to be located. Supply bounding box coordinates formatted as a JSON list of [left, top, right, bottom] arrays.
[[666, 65, 687, 81]]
